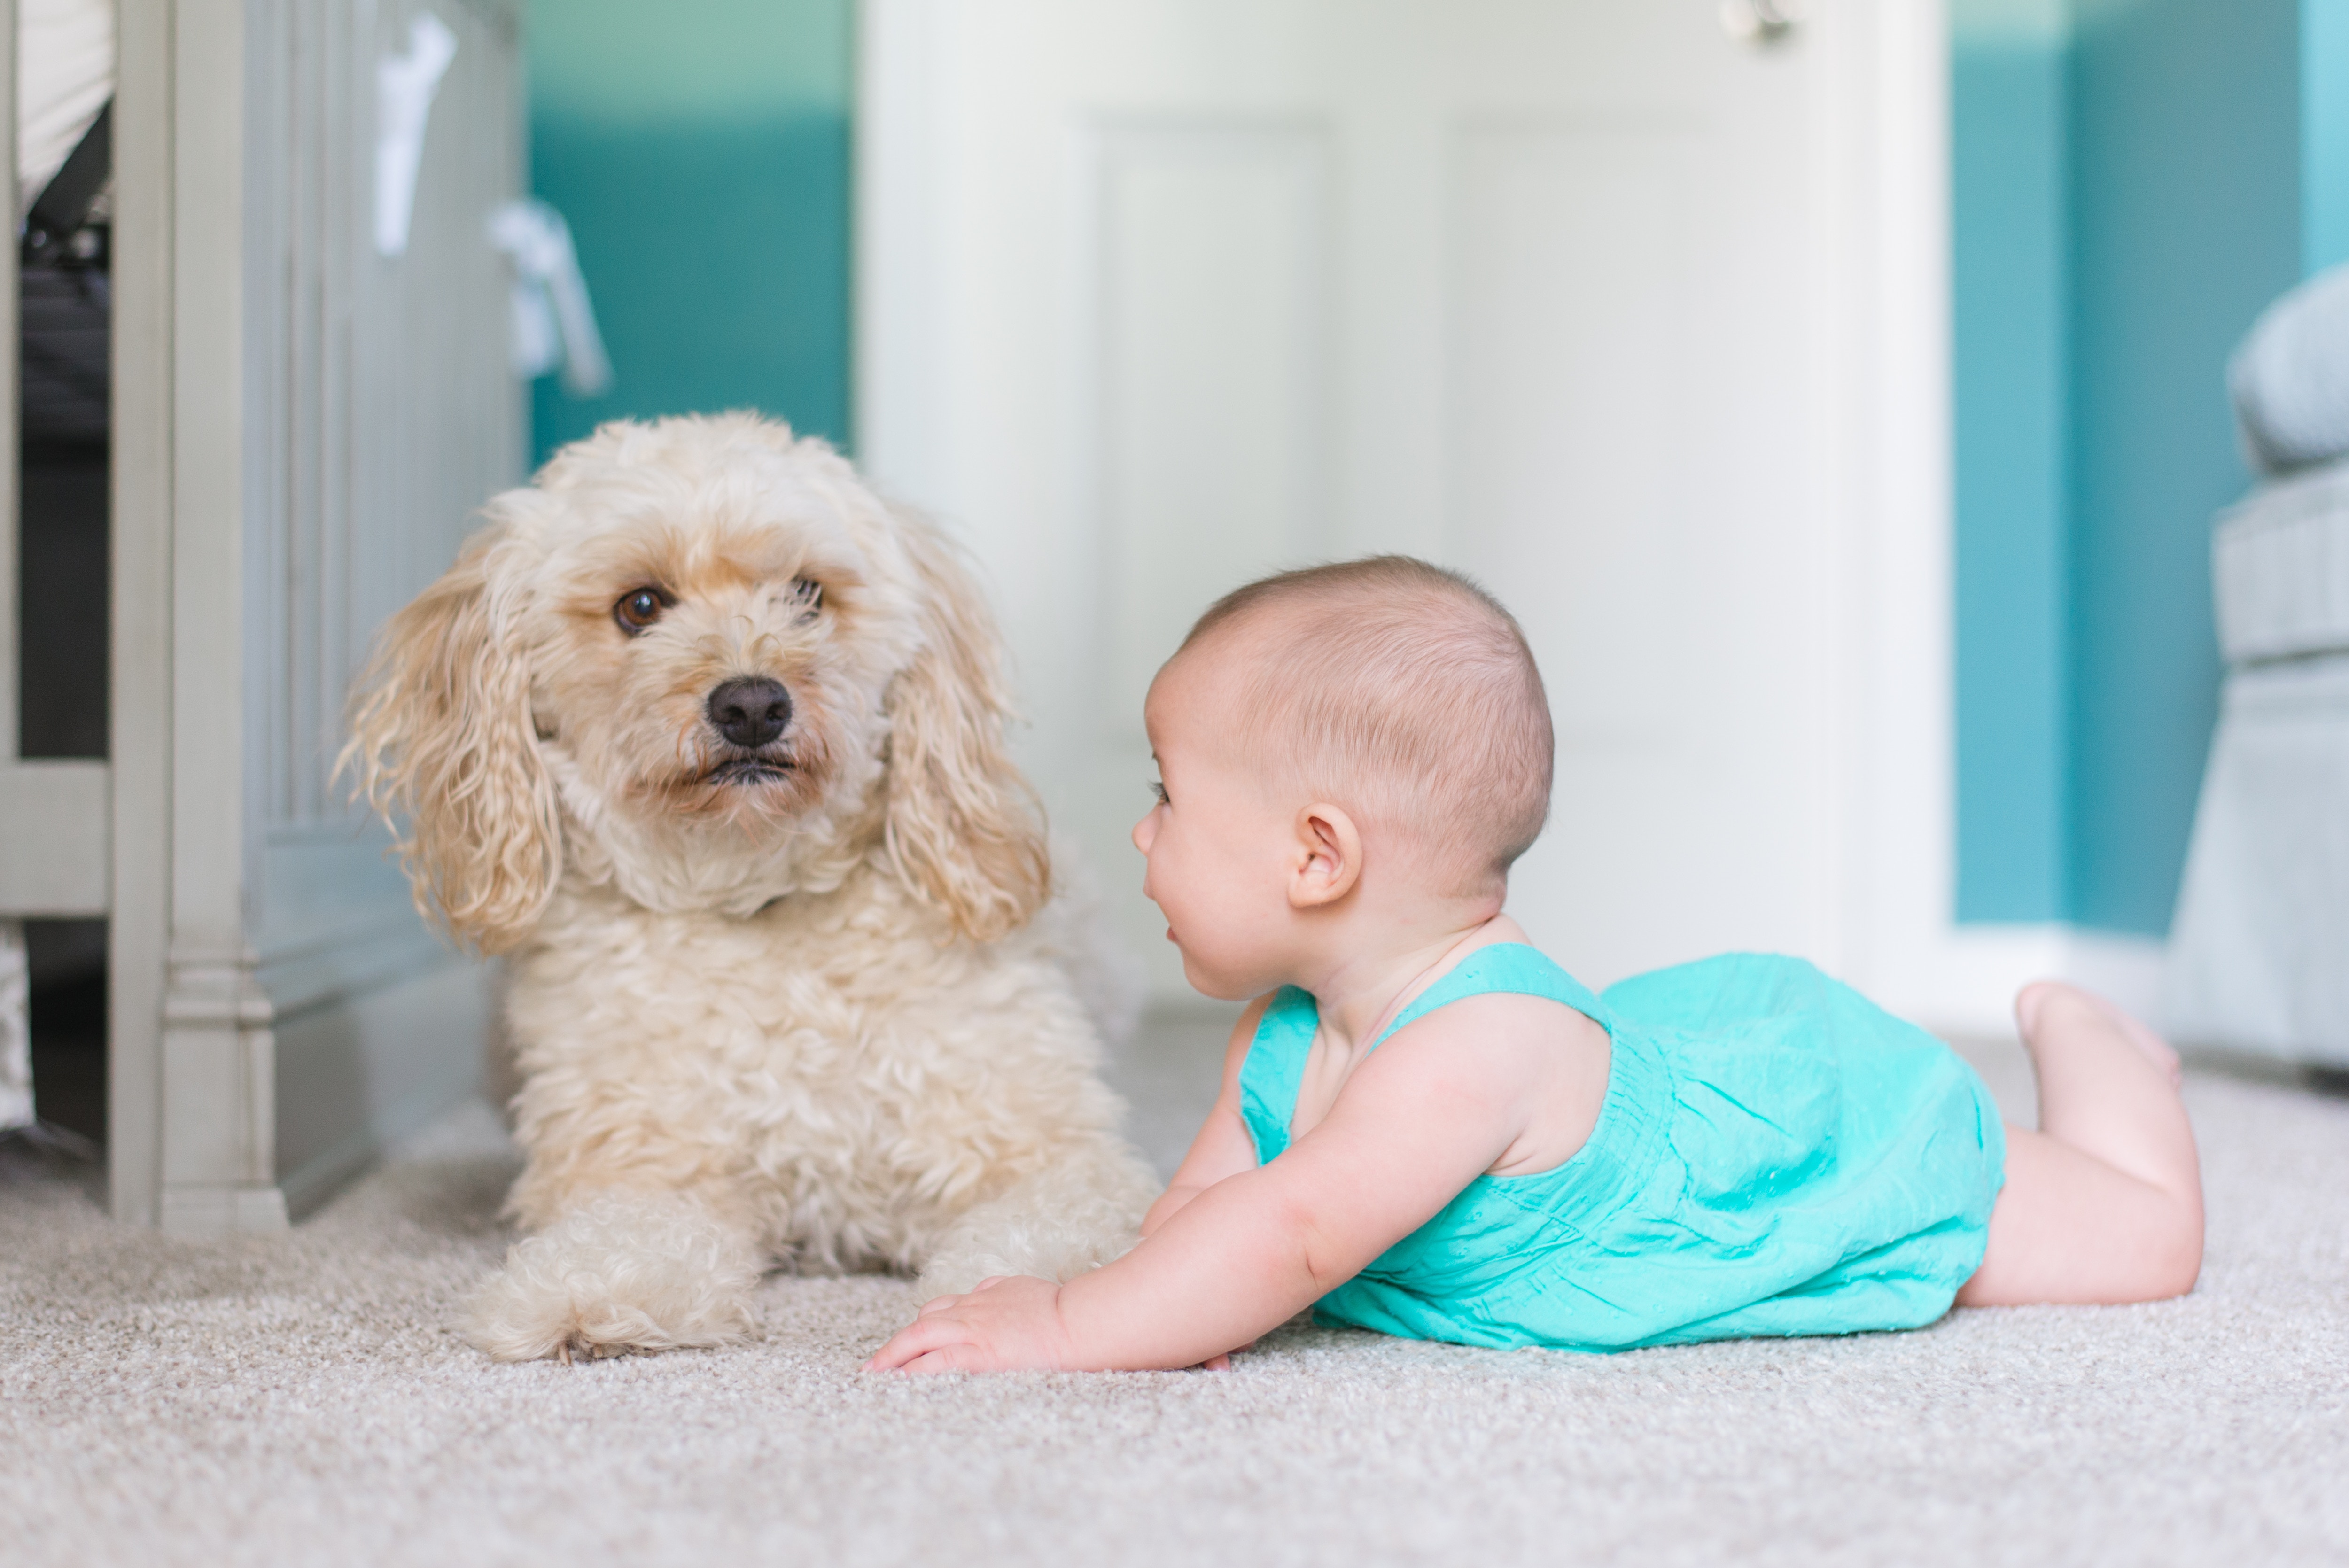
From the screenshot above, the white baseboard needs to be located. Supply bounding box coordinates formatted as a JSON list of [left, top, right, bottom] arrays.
[[1874, 923, 2168, 1040], [273, 959, 494, 1219], [2051, 930, 2170, 1021]]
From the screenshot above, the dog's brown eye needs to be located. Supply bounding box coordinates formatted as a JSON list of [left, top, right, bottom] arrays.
[[790, 577, 823, 622], [614, 587, 668, 634]]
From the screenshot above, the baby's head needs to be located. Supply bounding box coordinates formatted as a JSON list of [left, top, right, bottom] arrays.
[[1147, 556, 1552, 905]]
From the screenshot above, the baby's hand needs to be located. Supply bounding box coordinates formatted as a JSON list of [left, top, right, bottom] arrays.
[[863, 1276, 1076, 1374]]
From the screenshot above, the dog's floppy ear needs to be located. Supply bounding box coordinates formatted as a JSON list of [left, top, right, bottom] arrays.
[[340, 521, 562, 955], [880, 517, 1051, 943]]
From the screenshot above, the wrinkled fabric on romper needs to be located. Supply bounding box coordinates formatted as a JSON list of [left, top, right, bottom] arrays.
[[1237, 946, 2007, 1352]]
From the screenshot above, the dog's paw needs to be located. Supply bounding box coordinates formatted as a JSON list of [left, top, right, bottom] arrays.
[[915, 1242, 1036, 1302], [915, 1141, 1158, 1299], [466, 1190, 763, 1362]]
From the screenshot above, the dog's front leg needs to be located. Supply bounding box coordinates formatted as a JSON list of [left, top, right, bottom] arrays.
[[467, 1185, 765, 1363], [914, 1133, 1159, 1300]]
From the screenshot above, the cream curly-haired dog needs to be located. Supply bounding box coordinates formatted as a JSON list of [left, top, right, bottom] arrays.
[[346, 412, 1156, 1362]]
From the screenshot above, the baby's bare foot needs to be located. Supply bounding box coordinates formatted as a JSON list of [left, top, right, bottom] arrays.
[[2015, 980, 2182, 1089]]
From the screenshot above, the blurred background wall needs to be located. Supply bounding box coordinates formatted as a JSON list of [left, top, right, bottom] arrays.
[[1951, 0, 2343, 938], [525, 0, 852, 465], [524, 0, 2347, 951]]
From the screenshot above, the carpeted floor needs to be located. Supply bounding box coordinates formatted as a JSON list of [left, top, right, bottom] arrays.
[[4, 1025, 2348, 1568]]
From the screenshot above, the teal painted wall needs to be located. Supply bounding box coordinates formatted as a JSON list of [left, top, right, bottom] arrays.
[[1951, 0, 2314, 935], [2311, 0, 2349, 273], [1952, 1, 2074, 923], [2066, 0, 2302, 933], [527, 0, 853, 467]]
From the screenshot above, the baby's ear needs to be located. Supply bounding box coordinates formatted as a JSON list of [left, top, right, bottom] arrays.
[[878, 515, 1051, 943], [340, 520, 563, 954], [1289, 802, 1365, 909]]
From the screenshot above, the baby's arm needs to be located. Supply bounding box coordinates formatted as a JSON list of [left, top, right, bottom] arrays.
[[866, 1002, 1535, 1372], [1140, 997, 1271, 1239]]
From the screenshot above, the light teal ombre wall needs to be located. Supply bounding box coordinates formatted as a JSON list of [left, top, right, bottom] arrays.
[[2312, 0, 2349, 272], [1951, 0, 2317, 935], [527, 0, 854, 467], [1952, 0, 2075, 924], [2066, 0, 2302, 933]]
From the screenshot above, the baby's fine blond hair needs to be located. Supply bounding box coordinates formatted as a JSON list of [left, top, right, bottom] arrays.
[[1176, 556, 1553, 893]]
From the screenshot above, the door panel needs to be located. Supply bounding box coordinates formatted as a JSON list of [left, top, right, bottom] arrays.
[[864, 0, 1850, 1000], [1088, 121, 1332, 745]]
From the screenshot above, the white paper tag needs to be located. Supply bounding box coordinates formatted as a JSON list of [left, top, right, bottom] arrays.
[[490, 199, 615, 396], [375, 12, 459, 257]]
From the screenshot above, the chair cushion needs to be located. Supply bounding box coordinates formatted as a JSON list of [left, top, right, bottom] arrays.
[[2213, 458, 2349, 664], [2230, 263, 2349, 475]]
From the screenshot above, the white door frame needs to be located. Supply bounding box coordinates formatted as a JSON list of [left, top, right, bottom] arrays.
[[1824, 0, 2164, 1032], [122, 0, 284, 1230]]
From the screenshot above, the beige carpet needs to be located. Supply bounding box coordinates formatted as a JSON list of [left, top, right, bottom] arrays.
[[4, 1029, 2349, 1568]]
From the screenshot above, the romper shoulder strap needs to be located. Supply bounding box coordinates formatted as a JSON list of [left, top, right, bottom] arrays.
[[1369, 943, 1610, 1052], [1237, 987, 1319, 1165], [1235, 946, 1604, 1166]]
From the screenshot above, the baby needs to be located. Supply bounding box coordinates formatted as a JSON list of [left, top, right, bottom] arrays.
[[867, 557, 2204, 1372]]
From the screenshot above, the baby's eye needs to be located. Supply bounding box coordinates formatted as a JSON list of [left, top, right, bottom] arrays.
[[1147, 778, 1169, 807]]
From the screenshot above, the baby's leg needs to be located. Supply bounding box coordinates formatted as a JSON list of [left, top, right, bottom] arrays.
[[1956, 982, 2203, 1306]]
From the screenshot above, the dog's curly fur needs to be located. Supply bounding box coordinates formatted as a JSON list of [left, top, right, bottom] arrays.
[[343, 413, 1157, 1362]]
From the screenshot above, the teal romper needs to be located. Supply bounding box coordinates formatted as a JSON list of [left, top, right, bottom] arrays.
[[1238, 946, 2007, 1352]]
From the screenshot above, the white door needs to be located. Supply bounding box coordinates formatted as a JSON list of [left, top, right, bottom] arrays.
[[862, 0, 1932, 1005]]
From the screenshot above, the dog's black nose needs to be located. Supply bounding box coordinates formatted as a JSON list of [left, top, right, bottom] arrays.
[[707, 676, 793, 748]]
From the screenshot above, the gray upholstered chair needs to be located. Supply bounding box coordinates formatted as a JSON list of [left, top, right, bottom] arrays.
[[2167, 267, 2349, 1066]]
